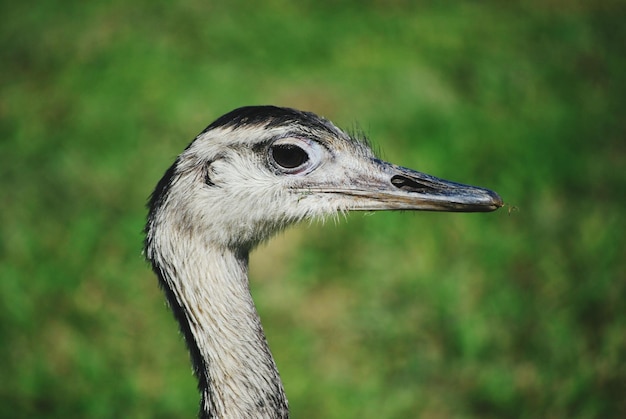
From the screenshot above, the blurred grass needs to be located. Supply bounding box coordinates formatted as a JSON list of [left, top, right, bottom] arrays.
[[1, 0, 625, 417]]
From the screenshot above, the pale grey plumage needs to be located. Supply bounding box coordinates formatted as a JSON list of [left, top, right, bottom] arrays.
[[145, 106, 502, 418]]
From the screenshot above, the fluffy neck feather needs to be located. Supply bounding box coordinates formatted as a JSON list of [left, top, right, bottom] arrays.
[[149, 227, 289, 418]]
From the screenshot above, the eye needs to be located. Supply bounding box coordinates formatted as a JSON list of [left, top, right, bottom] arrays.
[[268, 138, 322, 175], [270, 143, 309, 169]]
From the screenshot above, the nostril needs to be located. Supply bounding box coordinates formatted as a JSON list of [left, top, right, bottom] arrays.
[[391, 175, 438, 193]]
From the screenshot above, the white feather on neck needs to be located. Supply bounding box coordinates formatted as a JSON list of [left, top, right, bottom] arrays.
[[150, 219, 289, 418]]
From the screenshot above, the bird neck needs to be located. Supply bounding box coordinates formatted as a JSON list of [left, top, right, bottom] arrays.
[[153, 238, 289, 418]]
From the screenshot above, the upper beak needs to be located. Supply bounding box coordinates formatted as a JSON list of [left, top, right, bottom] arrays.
[[308, 159, 503, 213]]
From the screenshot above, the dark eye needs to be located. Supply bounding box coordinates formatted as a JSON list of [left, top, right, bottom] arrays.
[[270, 144, 310, 169]]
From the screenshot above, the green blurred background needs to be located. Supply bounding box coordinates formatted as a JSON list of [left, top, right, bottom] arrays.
[[2, 0, 625, 417]]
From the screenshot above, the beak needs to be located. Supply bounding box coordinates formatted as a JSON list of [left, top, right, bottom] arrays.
[[308, 159, 503, 213]]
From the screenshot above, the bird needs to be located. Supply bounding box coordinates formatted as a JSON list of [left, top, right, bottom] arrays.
[[144, 105, 502, 418]]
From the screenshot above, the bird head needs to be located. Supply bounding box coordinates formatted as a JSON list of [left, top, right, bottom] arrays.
[[146, 106, 502, 251]]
